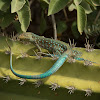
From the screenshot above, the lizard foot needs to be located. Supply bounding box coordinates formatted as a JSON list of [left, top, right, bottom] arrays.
[[49, 82, 60, 91], [18, 78, 26, 85], [66, 86, 76, 94], [67, 57, 76, 63], [1, 76, 10, 83], [33, 80, 43, 88], [83, 89, 92, 96], [84, 60, 93, 66]]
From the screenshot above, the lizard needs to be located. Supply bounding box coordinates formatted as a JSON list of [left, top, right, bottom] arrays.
[[8, 32, 85, 79], [18, 32, 83, 59], [19, 32, 69, 56]]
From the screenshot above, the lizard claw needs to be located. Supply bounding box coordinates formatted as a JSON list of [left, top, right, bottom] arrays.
[[33, 51, 43, 60], [2, 76, 10, 83], [83, 89, 92, 96], [18, 78, 26, 85], [16, 52, 29, 59], [33, 80, 43, 88], [49, 82, 60, 91], [84, 60, 93, 66], [67, 57, 76, 63], [66, 86, 76, 94]]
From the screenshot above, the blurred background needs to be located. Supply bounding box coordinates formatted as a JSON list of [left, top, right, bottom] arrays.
[[0, 0, 100, 48]]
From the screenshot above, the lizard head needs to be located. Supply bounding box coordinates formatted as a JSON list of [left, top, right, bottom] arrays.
[[18, 32, 35, 42]]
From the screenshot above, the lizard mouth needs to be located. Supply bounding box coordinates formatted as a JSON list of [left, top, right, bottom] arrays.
[[18, 34, 25, 39]]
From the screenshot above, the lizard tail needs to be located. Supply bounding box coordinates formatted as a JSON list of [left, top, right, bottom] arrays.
[[10, 51, 68, 79]]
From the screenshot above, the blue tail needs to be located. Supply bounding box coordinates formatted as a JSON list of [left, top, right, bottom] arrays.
[[10, 51, 68, 79]]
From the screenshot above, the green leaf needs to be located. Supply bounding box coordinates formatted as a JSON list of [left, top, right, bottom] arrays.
[[11, 0, 26, 13], [0, 10, 15, 28], [40, 0, 48, 10], [0, 0, 11, 11], [85, 0, 96, 10], [42, 0, 50, 4], [91, 0, 100, 6], [57, 21, 67, 34], [84, 19, 100, 36], [77, 5, 87, 34], [48, 0, 70, 16], [80, 0, 92, 14], [74, 0, 82, 6], [13, 21, 23, 34], [40, 11, 47, 34], [17, 0, 31, 32], [68, 3, 76, 11], [71, 21, 80, 39]]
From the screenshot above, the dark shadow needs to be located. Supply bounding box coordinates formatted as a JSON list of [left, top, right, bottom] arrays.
[[0, 78, 100, 100]]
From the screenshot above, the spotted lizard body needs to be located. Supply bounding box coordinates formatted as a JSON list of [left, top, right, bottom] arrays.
[[19, 32, 69, 56], [9, 32, 84, 79]]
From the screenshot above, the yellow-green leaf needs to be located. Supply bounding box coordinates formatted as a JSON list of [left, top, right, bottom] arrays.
[[85, 0, 96, 9], [0, 10, 15, 28], [80, 0, 92, 14], [13, 21, 23, 34], [48, 0, 69, 16], [77, 5, 87, 34], [11, 0, 26, 13], [91, 0, 100, 6], [17, 0, 31, 32], [74, 0, 82, 6], [42, 0, 50, 4], [0, 0, 11, 11]]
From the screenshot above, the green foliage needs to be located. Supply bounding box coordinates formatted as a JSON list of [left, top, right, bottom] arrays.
[[84, 20, 100, 36], [85, 0, 96, 9], [0, 0, 11, 11], [40, 0, 48, 10], [40, 11, 47, 34], [0, 0, 100, 38], [11, 0, 26, 13], [68, 3, 76, 11], [91, 0, 100, 6], [80, 0, 92, 14], [71, 21, 80, 39], [13, 21, 23, 34], [42, 0, 50, 4], [77, 5, 87, 34], [17, 0, 31, 32], [0, 0, 31, 32], [74, 0, 82, 6], [83, 9, 100, 48], [48, 0, 70, 15], [0, 10, 15, 28], [43, 0, 100, 35], [57, 21, 67, 34]]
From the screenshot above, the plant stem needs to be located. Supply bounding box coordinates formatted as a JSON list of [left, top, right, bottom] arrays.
[[94, 10, 100, 24], [51, 14, 57, 40], [63, 8, 69, 22]]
